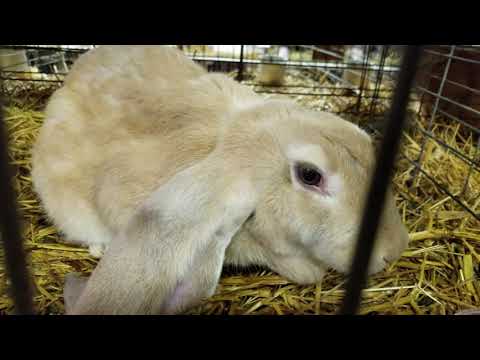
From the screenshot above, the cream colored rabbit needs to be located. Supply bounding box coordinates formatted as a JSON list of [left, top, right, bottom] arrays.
[[31, 45, 410, 315]]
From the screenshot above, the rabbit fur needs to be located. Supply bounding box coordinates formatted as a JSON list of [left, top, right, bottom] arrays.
[[31, 45, 410, 314]]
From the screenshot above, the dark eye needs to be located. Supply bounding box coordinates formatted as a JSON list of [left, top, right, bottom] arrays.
[[295, 164, 323, 187]]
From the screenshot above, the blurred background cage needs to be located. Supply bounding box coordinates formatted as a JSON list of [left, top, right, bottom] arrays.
[[0, 45, 479, 315]]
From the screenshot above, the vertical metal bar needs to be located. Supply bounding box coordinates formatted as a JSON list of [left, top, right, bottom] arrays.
[[412, 45, 456, 182], [339, 46, 422, 315], [368, 46, 389, 120], [236, 45, 245, 82], [355, 45, 372, 114], [0, 72, 35, 315]]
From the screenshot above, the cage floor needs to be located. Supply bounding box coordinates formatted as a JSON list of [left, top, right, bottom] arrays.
[[1, 71, 479, 315]]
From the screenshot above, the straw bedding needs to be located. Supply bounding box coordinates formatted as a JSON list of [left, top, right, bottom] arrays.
[[0, 68, 479, 315]]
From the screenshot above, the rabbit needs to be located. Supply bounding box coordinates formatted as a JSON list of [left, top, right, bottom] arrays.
[[31, 45, 410, 315]]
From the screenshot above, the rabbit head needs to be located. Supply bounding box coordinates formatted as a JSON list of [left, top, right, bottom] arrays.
[[222, 100, 410, 285]]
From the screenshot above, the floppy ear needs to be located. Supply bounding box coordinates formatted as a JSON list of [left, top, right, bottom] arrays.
[[69, 152, 257, 315], [63, 273, 88, 314]]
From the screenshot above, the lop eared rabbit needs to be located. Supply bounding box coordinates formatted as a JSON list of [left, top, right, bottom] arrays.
[[31, 45, 410, 315]]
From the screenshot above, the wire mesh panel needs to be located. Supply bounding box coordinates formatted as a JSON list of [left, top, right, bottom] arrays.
[[0, 45, 96, 113], [0, 45, 95, 80], [407, 46, 480, 222], [180, 45, 402, 118], [0, 45, 479, 315]]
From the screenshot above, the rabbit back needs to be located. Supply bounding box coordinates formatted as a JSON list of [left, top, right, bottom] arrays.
[[31, 46, 260, 255]]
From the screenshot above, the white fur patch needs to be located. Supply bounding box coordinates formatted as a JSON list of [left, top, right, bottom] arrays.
[[286, 143, 330, 171], [326, 173, 342, 196]]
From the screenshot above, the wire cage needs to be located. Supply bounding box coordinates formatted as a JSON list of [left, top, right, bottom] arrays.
[[0, 45, 479, 315]]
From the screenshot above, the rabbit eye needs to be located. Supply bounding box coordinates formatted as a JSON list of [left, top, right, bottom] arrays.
[[295, 163, 324, 187]]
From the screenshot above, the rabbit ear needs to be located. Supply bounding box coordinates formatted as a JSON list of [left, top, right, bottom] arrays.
[[63, 273, 88, 314], [69, 153, 257, 315]]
